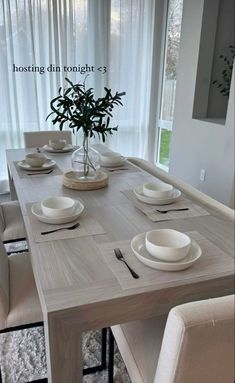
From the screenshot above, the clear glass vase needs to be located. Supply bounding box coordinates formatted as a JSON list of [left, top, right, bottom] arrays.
[[71, 135, 100, 180]]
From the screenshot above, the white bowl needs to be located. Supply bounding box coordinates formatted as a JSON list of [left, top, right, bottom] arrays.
[[32, 199, 84, 224], [100, 152, 125, 166], [25, 153, 47, 167], [133, 186, 181, 205], [41, 196, 75, 218], [49, 139, 67, 150], [131, 232, 201, 271], [145, 229, 191, 262], [143, 182, 173, 198]]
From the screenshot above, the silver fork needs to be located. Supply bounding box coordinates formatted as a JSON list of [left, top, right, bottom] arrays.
[[108, 168, 129, 172], [27, 169, 53, 176], [41, 222, 80, 235], [114, 248, 139, 279], [155, 208, 189, 214]]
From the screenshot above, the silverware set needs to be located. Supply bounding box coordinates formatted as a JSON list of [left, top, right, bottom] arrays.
[[108, 168, 129, 172], [155, 207, 189, 214], [27, 169, 54, 176], [41, 222, 80, 235], [114, 248, 139, 279]]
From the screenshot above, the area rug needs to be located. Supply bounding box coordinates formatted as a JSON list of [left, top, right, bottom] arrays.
[[0, 240, 131, 383], [0, 327, 131, 383]]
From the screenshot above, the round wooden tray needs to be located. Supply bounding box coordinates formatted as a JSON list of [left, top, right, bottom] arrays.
[[63, 170, 109, 190]]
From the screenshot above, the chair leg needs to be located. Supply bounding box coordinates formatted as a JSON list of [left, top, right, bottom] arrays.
[[3, 237, 27, 244], [4, 237, 28, 256], [101, 326, 107, 370], [108, 328, 114, 383], [7, 249, 28, 256]]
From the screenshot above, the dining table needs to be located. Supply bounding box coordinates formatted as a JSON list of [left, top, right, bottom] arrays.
[[6, 145, 234, 383]]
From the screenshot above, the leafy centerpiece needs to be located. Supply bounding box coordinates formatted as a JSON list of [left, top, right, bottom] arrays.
[[47, 77, 125, 179], [212, 44, 235, 97]]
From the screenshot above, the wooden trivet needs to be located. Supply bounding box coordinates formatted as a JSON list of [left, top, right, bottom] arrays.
[[63, 170, 108, 190]]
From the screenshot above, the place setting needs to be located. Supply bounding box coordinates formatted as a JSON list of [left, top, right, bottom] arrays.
[[14, 152, 63, 178], [99, 229, 234, 290], [26, 195, 106, 242], [122, 181, 210, 221], [42, 138, 75, 153], [100, 151, 141, 173], [131, 229, 201, 272]]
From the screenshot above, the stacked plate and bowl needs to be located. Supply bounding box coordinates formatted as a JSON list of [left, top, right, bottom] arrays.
[[17, 153, 56, 171], [133, 181, 181, 205], [100, 152, 126, 167], [31, 196, 84, 224], [43, 139, 74, 153], [131, 181, 201, 271], [131, 228, 202, 271]]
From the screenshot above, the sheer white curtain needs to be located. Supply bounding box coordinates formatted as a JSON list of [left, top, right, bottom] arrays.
[[0, 0, 165, 188]]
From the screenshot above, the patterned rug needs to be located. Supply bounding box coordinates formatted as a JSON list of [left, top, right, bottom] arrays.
[[0, 241, 131, 383]]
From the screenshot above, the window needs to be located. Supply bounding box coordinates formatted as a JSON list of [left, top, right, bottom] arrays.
[[0, 0, 159, 188], [157, 0, 183, 170]]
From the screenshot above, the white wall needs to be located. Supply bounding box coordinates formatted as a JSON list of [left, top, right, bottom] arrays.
[[169, 0, 234, 207]]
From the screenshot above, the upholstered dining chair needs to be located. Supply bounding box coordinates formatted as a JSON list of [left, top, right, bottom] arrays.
[[0, 238, 44, 382], [24, 130, 72, 148], [0, 238, 108, 382], [109, 295, 234, 383], [0, 201, 27, 254]]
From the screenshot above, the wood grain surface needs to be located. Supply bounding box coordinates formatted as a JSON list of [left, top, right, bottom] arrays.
[[6, 146, 234, 383]]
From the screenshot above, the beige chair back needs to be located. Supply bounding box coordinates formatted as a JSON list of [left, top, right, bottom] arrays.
[[112, 295, 234, 383], [0, 201, 26, 242], [154, 295, 235, 383], [0, 239, 9, 328], [24, 130, 72, 148]]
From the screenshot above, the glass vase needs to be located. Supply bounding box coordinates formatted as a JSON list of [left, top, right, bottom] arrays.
[[71, 135, 100, 180]]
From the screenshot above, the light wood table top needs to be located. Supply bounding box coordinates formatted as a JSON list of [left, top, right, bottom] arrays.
[[6, 147, 234, 383]]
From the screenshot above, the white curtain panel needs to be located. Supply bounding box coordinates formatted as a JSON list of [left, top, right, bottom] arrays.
[[0, 0, 165, 186]]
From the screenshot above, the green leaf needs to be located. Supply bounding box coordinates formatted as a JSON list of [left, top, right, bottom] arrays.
[[46, 77, 125, 140]]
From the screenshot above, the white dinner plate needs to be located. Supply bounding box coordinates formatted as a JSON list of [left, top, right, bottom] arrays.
[[133, 185, 181, 205], [43, 144, 74, 153], [131, 232, 201, 271], [31, 199, 84, 224], [17, 159, 56, 171], [100, 158, 126, 168]]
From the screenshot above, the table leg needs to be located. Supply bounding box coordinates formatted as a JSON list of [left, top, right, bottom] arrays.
[[7, 166, 17, 200], [44, 313, 83, 383]]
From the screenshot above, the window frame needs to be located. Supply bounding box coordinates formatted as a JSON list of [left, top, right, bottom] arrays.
[[156, 0, 183, 171]]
